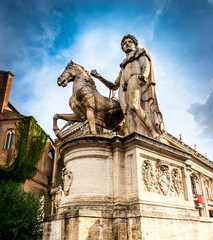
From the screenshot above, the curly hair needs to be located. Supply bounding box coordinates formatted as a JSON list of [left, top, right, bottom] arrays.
[[121, 34, 138, 51]]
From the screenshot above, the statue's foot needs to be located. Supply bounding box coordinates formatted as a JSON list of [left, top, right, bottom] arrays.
[[154, 134, 160, 140], [90, 130, 97, 135]]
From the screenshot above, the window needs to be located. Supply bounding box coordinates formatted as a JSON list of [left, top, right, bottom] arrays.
[[56, 158, 64, 186], [190, 177, 196, 195], [4, 129, 14, 149], [206, 187, 211, 199]]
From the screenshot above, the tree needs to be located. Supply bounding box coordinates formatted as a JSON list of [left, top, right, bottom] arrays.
[[0, 180, 44, 240], [0, 116, 49, 239]]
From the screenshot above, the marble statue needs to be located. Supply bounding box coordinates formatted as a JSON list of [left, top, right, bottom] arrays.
[[91, 34, 163, 138], [53, 60, 124, 138]]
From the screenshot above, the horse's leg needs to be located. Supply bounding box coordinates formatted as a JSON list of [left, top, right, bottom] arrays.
[[86, 108, 97, 134], [78, 88, 97, 134], [82, 92, 97, 134], [53, 113, 82, 138]]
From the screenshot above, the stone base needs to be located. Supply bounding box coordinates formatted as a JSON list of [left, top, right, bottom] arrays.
[[43, 133, 213, 239], [43, 202, 213, 240]]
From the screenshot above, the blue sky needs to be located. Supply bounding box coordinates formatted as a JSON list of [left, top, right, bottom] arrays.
[[1, 0, 213, 159]]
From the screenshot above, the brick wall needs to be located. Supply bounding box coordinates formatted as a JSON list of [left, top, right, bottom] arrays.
[[0, 71, 14, 113]]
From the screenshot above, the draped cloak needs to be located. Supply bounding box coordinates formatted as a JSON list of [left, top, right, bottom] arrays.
[[118, 48, 163, 132]]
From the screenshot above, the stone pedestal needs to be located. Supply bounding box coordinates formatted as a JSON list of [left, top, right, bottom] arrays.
[[43, 133, 213, 240]]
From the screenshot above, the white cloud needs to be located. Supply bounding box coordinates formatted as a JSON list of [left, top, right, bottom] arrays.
[[188, 85, 213, 137], [147, 0, 171, 41], [151, 47, 213, 160], [60, 29, 125, 94]]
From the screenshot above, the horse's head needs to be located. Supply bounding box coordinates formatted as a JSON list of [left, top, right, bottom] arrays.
[[57, 60, 81, 87]]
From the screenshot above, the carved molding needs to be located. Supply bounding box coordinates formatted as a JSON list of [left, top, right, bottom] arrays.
[[190, 171, 199, 183], [186, 164, 192, 173], [203, 176, 210, 185], [62, 167, 73, 196]]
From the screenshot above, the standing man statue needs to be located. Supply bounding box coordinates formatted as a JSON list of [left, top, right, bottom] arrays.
[[91, 34, 163, 139]]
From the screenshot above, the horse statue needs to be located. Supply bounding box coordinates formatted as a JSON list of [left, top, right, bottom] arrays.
[[53, 60, 124, 138]]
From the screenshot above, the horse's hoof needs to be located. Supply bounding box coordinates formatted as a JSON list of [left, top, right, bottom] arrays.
[[53, 114, 58, 120], [57, 132, 63, 139]]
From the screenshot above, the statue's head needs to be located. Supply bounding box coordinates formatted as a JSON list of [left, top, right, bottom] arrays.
[[121, 34, 138, 53]]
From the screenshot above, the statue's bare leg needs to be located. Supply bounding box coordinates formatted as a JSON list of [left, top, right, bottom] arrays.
[[125, 111, 136, 134], [130, 90, 159, 139], [53, 113, 82, 138]]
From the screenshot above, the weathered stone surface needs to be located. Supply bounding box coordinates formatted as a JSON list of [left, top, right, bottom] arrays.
[[43, 202, 213, 239], [43, 133, 213, 239]]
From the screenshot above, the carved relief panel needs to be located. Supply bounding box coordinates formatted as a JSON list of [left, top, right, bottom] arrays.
[[141, 159, 184, 198], [142, 160, 154, 192], [156, 162, 170, 195], [171, 168, 184, 197], [62, 167, 73, 196]]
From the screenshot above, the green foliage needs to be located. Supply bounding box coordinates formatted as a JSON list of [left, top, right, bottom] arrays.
[[0, 116, 49, 182], [0, 180, 44, 240]]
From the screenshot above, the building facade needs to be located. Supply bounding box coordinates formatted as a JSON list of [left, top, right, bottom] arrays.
[[44, 121, 213, 239], [0, 70, 54, 216]]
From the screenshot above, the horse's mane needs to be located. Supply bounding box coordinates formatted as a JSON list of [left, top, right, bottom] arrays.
[[66, 61, 97, 90]]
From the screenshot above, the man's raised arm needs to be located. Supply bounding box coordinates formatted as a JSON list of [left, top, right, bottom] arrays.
[[91, 69, 116, 90]]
